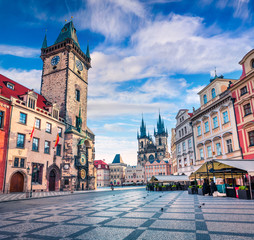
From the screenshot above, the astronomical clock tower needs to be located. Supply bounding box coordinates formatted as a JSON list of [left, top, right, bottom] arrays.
[[40, 21, 96, 190]]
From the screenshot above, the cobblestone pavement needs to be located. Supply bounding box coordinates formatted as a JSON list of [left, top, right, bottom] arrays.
[[0, 186, 145, 202], [0, 189, 254, 240]]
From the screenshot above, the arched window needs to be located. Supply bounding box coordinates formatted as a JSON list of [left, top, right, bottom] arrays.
[[141, 141, 143, 148], [211, 88, 216, 99], [203, 94, 207, 104], [149, 155, 154, 161], [159, 138, 162, 145]]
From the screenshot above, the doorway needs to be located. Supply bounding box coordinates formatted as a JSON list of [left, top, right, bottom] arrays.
[[49, 170, 56, 191], [10, 172, 24, 193]]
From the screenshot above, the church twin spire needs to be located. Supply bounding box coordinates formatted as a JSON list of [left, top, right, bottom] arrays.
[[137, 113, 168, 139]]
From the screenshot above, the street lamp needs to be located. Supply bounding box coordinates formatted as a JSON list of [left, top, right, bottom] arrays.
[[27, 164, 37, 198]]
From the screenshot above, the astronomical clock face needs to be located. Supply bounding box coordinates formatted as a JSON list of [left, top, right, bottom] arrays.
[[51, 56, 60, 66], [80, 154, 87, 166], [76, 60, 83, 71], [80, 169, 86, 180]]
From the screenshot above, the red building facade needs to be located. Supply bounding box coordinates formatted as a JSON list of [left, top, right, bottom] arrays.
[[0, 88, 11, 192], [231, 49, 254, 159]]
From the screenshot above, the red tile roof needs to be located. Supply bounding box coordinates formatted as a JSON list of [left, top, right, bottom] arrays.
[[0, 74, 49, 109], [94, 160, 109, 169]]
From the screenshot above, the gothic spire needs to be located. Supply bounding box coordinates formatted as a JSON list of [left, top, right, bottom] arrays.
[[42, 33, 47, 49], [156, 112, 166, 135], [139, 115, 147, 138], [86, 43, 90, 59]]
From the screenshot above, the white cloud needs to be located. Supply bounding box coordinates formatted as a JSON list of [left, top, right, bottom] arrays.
[[74, 0, 146, 41], [0, 68, 41, 92], [95, 135, 137, 165], [0, 45, 40, 58], [185, 85, 205, 105]]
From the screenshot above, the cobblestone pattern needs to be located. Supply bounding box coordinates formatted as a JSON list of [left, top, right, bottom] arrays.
[[0, 190, 254, 239]]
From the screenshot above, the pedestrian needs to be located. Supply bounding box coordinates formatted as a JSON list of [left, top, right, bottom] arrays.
[[203, 179, 209, 195], [210, 179, 217, 195]]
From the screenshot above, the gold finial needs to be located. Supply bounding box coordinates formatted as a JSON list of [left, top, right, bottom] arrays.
[[65, 19, 67, 22], [71, 16, 73, 20]]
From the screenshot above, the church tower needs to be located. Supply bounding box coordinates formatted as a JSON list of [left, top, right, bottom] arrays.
[[40, 21, 96, 191], [154, 113, 169, 157], [137, 116, 150, 166]]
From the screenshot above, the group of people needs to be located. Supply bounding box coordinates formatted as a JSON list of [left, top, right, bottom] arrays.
[[203, 179, 217, 195]]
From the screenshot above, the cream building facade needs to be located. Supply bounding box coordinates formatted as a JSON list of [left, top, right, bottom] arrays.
[[170, 128, 177, 174], [175, 109, 196, 176], [109, 154, 127, 186], [125, 165, 145, 184], [191, 76, 241, 167], [4, 84, 65, 193]]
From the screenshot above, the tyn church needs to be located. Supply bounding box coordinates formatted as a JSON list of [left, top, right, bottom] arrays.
[[137, 114, 169, 167]]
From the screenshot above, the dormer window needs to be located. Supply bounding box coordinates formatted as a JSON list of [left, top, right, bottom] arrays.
[[28, 98, 36, 109], [53, 109, 59, 119], [252, 59, 254, 68], [7, 82, 14, 90]]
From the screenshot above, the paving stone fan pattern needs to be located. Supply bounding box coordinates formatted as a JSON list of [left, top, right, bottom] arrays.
[[0, 190, 254, 239]]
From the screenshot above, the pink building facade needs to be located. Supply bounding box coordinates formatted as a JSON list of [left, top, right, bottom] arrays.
[[145, 159, 171, 182], [94, 160, 110, 187]]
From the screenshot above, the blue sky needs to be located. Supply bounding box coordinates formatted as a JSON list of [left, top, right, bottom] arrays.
[[0, 0, 253, 165]]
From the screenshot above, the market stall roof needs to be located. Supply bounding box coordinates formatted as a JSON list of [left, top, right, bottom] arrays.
[[190, 159, 254, 178], [149, 175, 189, 182]]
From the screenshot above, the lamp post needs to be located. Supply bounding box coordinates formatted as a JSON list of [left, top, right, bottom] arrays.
[[27, 164, 37, 198]]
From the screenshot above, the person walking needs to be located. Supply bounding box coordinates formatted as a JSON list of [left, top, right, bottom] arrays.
[[210, 179, 217, 195]]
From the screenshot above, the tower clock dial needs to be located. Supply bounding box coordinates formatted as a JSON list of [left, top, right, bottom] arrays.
[[80, 169, 86, 179], [80, 154, 86, 166], [51, 56, 60, 66], [76, 60, 83, 71]]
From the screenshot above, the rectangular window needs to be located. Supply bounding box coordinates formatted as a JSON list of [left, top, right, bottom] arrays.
[[188, 139, 192, 148], [249, 131, 254, 146], [223, 111, 229, 123], [32, 163, 43, 184], [205, 121, 209, 132], [20, 158, 25, 168], [244, 103, 252, 116], [207, 146, 212, 158], [0, 111, 4, 128], [58, 127, 62, 137], [35, 118, 41, 129], [19, 112, 27, 124], [184, 126, 187, 134], [75, 89, 80, 102], [179, 130, 181, 137], [226, 139, 233, 153], [32, 137, 39, 151], [199, 149, 204, 159], [56, 144, 61, 156], [17, 133, 25, 148], [182, 142, 186, 151], [178, 144, 181, 153], [28, 98, 35, 109], [240, 86, 247, 96], [13, 157, 25, 168], [14, 157, 19, 167], [213, 116, 218, 128], [46, 122, 52, 133], [216, 143, 222, 155], [197, 126, 201, 136], [44, 141, 50, 154]]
